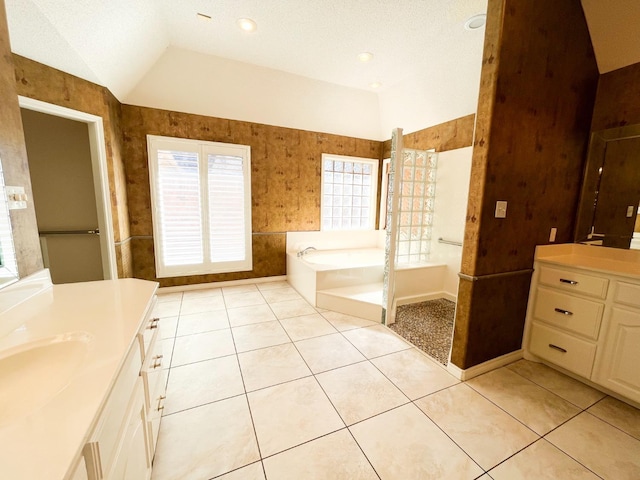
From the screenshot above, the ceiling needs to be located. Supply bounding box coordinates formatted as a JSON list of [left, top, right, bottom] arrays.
[[4, 0, 488, 100], [3, 0, 639, 138]]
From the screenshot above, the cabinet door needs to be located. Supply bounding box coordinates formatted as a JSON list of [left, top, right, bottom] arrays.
[[595, 307, 640, 403]]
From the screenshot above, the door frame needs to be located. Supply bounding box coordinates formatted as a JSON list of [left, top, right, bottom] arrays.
[[19, 96, 117, 280]]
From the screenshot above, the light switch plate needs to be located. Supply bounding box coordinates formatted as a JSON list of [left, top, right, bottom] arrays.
[[495, 201, 507, 218], [627, 205, 635, 218], [549, 227, 557, 242]]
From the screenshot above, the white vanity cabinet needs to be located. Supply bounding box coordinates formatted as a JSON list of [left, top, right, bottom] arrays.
[[81, 311, 166, 479], [524, 244, 640, 406]]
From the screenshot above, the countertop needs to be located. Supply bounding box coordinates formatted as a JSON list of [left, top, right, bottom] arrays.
[[535, 244, 640, 280], [0, 275, 158, 480]]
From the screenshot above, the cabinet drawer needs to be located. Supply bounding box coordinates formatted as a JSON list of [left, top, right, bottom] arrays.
[[538, 266, 609, 299], [614, 282, 640, 309], [138, 314, 160, 362], [89, 342, 142, 473], [141, 326, 166, 412], [533, 287, 604, 339], [529, 322, 597, 378]]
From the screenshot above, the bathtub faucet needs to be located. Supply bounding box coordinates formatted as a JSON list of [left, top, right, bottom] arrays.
[[297, 246, 317, 257]]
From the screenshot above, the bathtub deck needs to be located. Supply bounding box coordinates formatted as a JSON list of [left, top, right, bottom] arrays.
[[316, 282, 383, 322]]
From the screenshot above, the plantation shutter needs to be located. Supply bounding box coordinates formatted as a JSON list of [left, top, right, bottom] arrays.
[[148, 136, 252, 277]]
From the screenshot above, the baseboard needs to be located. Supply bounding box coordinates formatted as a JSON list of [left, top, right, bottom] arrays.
[[395, 291, 457, 307], [447, 349, 523, 381], [158, 275, 288, 293]]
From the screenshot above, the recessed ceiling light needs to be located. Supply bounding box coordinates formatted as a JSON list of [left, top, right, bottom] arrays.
[[464, 13, 486, 30], [237, 18, 257, 32], [196, 12, 212, 21], [369, 82, 382, 89], [358, 52, 374, 63]]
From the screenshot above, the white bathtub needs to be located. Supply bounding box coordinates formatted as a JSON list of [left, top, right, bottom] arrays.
[[286, 248, 385, 306]]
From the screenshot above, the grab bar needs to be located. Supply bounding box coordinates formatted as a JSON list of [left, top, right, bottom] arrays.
[[39, 229, 100, 236], [438, 237, 462, 247]]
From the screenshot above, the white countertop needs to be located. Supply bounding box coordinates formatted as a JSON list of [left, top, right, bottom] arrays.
[[535, 244, 640, 279], [0, 275, 158, 480]]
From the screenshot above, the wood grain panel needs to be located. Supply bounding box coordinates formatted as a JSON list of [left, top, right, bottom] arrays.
[[0, 2, 42, 277], [122, 105, 382, 284], [591, 62, 640, 131]]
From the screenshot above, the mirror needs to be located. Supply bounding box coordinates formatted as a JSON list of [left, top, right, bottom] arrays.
[[0, 157, 19, 288], [575, 124, 640, 249]]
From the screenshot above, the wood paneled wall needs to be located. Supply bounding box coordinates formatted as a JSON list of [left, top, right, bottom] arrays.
[[12, 54, 133, 278], [0, 2, 41, 277], [452, 0, 599, 368], [122, 105, 383, 287], [381, 115, 476, 158], [591, 62, 640, 131]]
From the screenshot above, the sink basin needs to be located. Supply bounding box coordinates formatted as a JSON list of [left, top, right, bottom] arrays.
[[0, 332, 93, 425]]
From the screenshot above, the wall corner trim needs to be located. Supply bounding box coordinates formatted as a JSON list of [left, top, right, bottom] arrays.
[[447, 349, 523, 380]]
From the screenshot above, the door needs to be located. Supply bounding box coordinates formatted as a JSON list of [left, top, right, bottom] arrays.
[[21, 108, 104, 284]]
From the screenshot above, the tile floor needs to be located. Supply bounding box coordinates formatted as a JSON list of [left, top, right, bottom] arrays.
[[150, 281, 640, 480]]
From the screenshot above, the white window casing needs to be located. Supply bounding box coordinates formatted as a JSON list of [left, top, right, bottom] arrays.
[[147, 135, 252, 278]]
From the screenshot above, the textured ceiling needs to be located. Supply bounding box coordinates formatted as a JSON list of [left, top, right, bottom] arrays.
[[581, 0, 640, 73], [4, 0, 487, 100]]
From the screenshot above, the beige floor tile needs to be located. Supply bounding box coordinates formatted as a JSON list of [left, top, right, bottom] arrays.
[[342, 324, 412, 359], [222, 284, 259, 295], [316, 361, 408, 425], [507, 360, 605, 409], [232, 321, 290, 353], [546, 412, 640, 479], [321, 311, 379, 331], [227, 304, 277, 327], [371, 348, 459, 400], [295, 333, 366, 373], [238, 343, 311, 392], [163, 355, 244, 415], [171, 329, 235, 366], [467, 367, 580, 435], [350, 403, 483, 479], [416, 383, 538, 469], [489, 439, 599, 480], [260, 287, 302, 304], [269, 299, 317, 319], [247, 377, 344, 457], [224, 291, 267, 309], [263, 429, 378, 480], [588, 396, 640, 440], [180, 295, 226, 315], [152, 300, 181, 318], [257, 280, 290, 291], [279, 313, 337, 341], [176, 310, 229, 336], [156, 291, 183, 303], [151, 396, 260, 480], [160, 316, 178, 339], [182, 288, 222, 300], [216, 462, 265, 480]]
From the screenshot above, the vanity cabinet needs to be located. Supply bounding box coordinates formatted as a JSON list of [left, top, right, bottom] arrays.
[[524, 245, 640, 406], [81, 311, 166, 480]]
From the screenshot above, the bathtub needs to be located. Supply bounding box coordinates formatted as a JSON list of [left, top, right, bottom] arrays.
[[286, 248, 385, 306]]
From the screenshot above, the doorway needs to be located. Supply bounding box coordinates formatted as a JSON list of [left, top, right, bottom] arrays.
[[19, 97, 116, 284]]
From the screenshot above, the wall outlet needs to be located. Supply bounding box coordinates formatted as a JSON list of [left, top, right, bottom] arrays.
[[495, 201, 507, 218], [5, 186, 27, 210], [549, 227, 557, 242]]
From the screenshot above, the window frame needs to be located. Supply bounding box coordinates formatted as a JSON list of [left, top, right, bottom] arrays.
[[147, 135, 252, 278], [320, 153, 379, 231]]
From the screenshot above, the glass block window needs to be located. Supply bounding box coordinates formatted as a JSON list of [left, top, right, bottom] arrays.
[[321, 154, 379, 231], [395, 149, 438, 265]]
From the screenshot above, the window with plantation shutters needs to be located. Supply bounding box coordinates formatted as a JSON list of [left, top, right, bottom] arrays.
[[147, 136, 252, 277]]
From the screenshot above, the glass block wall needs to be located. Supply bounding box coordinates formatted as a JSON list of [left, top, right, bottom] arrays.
[[395, 149, 438, 265]]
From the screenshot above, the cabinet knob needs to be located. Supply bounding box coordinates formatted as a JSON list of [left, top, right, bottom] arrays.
[[559, 278, 579, 286], [152, 355, 164, 369], [157, 395, 166, 412], [148, 317, 160, 330], [554, 308, 573, 316]]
